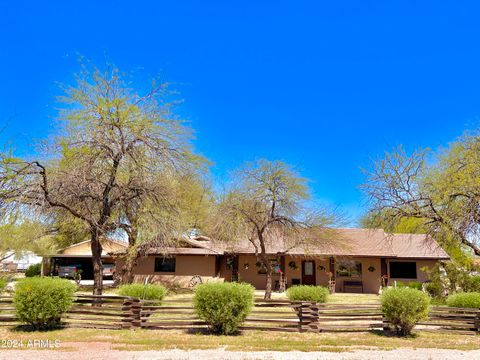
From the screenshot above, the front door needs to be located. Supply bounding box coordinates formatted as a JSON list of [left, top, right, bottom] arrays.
[[302, 260, 316, 285]]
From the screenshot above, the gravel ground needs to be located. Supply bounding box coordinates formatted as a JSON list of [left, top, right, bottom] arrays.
[[1, 349, 480, 360]]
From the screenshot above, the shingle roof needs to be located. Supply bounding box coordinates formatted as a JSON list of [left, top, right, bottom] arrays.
[[194, 228, 449, 259], [111, 228, 450, 259], [388, 233, 449, 259]]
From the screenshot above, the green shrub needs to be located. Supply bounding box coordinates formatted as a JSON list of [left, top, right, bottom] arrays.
[[396, 281, 423, 291], [117, 283, 167, 304], [286, 285, 329, 303], [0, 278, 6, 293], [463, 276, 480, 293], [193, 282, 254, 335], [381, 287, 430, 336], [14, 277, 76, 330], [446, 292, 480, 308], [25, 263, 41, 277], [424, 282, 443, 298]]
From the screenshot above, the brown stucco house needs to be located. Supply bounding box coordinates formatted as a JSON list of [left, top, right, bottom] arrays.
[[114, 228, 449, 294]]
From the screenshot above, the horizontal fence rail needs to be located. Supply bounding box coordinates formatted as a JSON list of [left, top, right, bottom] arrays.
[[0, 295, 479, 334]]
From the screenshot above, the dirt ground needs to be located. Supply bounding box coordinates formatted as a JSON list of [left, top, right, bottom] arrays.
[[1, 347, 480, 360]]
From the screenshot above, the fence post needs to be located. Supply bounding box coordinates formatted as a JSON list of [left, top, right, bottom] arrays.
[[298, 302, 319, 333], [475, 309, 480, 333], [121, 298, 141, 329], [382, 311, 389, 334]]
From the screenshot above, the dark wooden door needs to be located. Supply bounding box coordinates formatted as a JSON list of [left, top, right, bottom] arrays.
[[302, 260, 316, 285]]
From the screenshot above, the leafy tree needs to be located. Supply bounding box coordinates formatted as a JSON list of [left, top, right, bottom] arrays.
[[0, 214, 55, 262], [206, 159, 339, 299], [0, 63, 201, 294], [117, 171, 212, 283]]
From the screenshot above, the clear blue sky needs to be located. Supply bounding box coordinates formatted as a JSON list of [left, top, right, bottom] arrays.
[[0, 1, 478, 224]]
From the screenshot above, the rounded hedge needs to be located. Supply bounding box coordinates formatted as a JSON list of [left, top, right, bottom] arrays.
[[193, 282, 254, 335], [380, 287, 430, 336], [117, 283, 167, 304], [286, 285, 329, 303], [446, 292, 480, 308], [14, 277, 76, 330], [25, 263, 42, 277]]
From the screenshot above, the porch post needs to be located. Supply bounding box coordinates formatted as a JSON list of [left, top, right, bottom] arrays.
[[381, 258, 388, 288], [329, 257, 336, 293]]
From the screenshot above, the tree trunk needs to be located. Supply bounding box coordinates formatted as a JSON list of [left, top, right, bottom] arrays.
[[90, 229, 104, 295], [120, 253, 139, 284], [119, 224, 139, 284], [264, 258, 273, 300]]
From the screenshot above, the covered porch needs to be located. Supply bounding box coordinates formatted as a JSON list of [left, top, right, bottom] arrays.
[[225, 254, 428, 294]]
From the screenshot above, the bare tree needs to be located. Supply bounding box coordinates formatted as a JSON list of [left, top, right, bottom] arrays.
[[206, 159, 339, 299], [0, 63, 201, 294], [362, 143, 480, 256]]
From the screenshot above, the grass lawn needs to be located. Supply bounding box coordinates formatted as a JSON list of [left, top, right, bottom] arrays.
[[1, 291, 478, 352]]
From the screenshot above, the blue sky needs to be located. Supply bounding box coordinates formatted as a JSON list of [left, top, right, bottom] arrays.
[[0, 1, 478, 224]]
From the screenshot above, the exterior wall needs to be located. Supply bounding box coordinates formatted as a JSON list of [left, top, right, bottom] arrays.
[[123, 254, 219, 287], [62, 240, 126, 256], [118, 253, 441, 293], [334, 257, 382, 294], [386, 258, 437, 284], [234, 255, 330, 290]]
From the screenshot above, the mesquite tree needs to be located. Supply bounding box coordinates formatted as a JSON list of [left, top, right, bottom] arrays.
[[0, 64, 200, 294], [207, 159, 338, 299], [362, 137, 480, 257], [117, 171, 212, 284]]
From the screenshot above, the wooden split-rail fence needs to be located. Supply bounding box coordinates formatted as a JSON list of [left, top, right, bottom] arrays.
[[0, 295, 479, 334]]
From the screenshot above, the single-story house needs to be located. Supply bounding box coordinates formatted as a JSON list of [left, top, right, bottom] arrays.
[[42, 239, 127, 280], [113, 228, 449, 294]]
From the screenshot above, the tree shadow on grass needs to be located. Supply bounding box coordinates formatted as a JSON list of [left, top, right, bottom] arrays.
[[185, 327, 243, 336], [370, 329, 419, 339], [11, 324, 64, 333]]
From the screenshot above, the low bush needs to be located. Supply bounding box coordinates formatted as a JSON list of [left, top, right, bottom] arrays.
[[117, 283, 167, 304], [396, 281, 423, 291], [286, 285, 329, 303], [381, 287, 430, 336], [446, 292, 480, 308], [193, 282, 254, 335], [424, 282, 443, 298], [0, 278, 6, 293], [14, 277, 76, 330], [463, 276, 480, 293], [25, 263, 42, 277]]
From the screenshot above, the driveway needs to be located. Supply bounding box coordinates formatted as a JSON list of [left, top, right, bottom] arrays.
[[1, 348, 479, 360]]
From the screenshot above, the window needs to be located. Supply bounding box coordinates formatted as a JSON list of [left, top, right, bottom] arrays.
[[389, 261, 417, 279], [336, 260, 362, 278], [256, 258, 281, 275], [154, 257, 176, 273]]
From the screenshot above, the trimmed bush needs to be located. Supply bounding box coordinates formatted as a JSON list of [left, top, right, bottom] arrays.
[[446, 292, 480, 308], [117, 283, 167, 304], [381, 287, 430, 336], [193, 282, 254, 335], [286, 285, 329, 303], [25, 263, 42, 277], [14, 277, 76, 330]]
